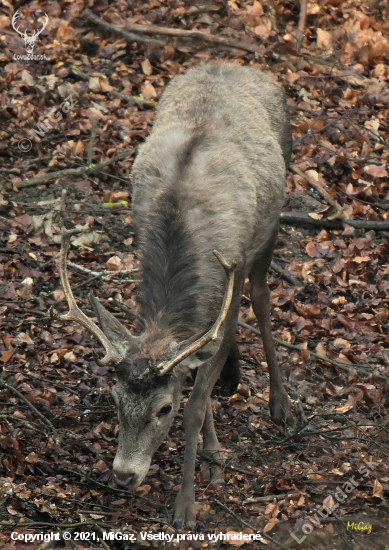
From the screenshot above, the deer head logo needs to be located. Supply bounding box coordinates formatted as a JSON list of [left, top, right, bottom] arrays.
[[12, 9, 49, 53]]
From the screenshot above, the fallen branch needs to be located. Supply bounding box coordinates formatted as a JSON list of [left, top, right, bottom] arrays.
[[83, 9, 164, 47], [68, 261, 139, 282], [6, 149, 135, 191], [296, 0, 308, 50], [298, 0, 308, 34], [111, 90, 156, 106], [338, 186, 389, 212], [291, 165, 343, 214], [270, 259, 301, 285], [0, 378, 61, 443], [0, 520, 113, 530], [244, 492, 302, 503], [280, 210, 389, 231], [87, 118, 99, 165], [83, 9, 261, 54], [198, 450, 256, 477], [238, 320, 389, 385]]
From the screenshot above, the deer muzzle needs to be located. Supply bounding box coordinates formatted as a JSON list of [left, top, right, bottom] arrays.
[[113, 455, 151, 490]]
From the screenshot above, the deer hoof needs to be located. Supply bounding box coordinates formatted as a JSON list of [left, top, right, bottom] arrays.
[[270, 389, 293, 430], [174, 490, 196, 530], [201, 461, 224, 484], [201, 449, 225, 483]]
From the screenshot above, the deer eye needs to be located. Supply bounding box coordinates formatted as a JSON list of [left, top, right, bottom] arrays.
[[157, 404, 172, 417]]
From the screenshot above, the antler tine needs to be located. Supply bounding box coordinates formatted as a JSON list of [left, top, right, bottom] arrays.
[[58, 227, 122, 366], [158, 250, 236, 376], [36, 12, 49, 36], [12, 10, 23, 35]]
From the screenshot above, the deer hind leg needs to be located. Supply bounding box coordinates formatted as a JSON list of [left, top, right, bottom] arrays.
[[249, 228, 292, 429], [200, 398, 224, 482], [219, 337, 240, 396]]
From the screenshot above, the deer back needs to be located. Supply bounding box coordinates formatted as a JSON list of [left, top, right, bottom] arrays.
[[132, 62, 291, 299]]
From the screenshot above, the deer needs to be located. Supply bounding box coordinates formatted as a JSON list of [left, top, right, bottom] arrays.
[[57, 62, 293, 529]]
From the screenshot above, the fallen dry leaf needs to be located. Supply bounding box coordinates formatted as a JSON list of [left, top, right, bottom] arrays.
[[364, 165, 388, 178], [372, 479, 384, 499], [263, 517, 279, 533]]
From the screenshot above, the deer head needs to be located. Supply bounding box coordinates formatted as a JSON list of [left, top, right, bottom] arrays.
[[57, 228, 236, 490], [12, 9, 48, 53]]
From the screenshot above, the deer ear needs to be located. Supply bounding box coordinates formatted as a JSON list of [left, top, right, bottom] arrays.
[[88, 295, 138, 357]]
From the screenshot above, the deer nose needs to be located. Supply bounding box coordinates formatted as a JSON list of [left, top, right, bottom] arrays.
[[113, 469, 135, 488]]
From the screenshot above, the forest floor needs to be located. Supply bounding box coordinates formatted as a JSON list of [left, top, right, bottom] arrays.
[[0, 1, 389, 549]]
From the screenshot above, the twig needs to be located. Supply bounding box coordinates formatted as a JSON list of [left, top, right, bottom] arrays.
[[214, 499, 291, 549], [70, 66, 156, 105], [87, 118, 99, 166], [91, 524, 110, 550], [291, 165, 343, 214], [244, 492, 302, 503], [380, 346, 389, 362], [83, 9, 165, 47], [337, 185, 389, 212], [0, 414, 49, 437], [280, 210, 389, 231], [64, 469, 166, 510], [73, 273, 104, 290], [292, 106, 330, 149], [5, 150, 135, 190], [1, 380, 115, 453], [277, 414, 320, 445], [0, 520, 114, 529], [197, 450, 256, 476], [238, 320, 389, 384], [7, 167, 90, 190], [296, 0, 308, 50], [270, 259, 301, 285], [111, 90, 156, 106], [0, 378, 61, 443], [296, 400, 308, 423], [83, 8, 261, 54], [68, 261, 139, 282]]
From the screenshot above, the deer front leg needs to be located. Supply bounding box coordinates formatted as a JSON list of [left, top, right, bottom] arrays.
[[201, 398, 224, 483], [174, 343, 230, 529], [174, 385, 208, 530]]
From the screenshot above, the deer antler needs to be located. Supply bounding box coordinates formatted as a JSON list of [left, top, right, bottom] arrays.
[[158, 250, 236, 376], [33, 12, 49, 38], [12, 9, 48, 39], [58, 227, 123, 366], [12, 10, 25, 37]]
